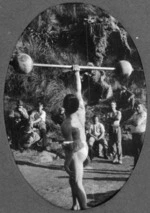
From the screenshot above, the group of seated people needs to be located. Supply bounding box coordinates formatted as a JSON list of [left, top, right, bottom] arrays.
[[8, 100, 47, 152]]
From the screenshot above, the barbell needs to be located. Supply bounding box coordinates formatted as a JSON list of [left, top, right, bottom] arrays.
[[16, 53, 134, 77]]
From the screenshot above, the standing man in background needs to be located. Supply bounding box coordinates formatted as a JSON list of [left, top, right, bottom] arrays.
[[107, 101, 122, 164], [125, 103, 147, 166]]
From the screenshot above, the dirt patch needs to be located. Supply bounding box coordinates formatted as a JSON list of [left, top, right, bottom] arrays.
[[12, 149, 134, 210]]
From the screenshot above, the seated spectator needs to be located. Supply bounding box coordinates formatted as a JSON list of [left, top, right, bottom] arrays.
[[87, 115, 108, 160], [32, 102, 48, 150], [20, 112, 41, 150], [9, 100, 29, 150]]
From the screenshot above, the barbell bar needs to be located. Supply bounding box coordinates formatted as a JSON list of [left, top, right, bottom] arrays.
[[33, 63, 115, 71], [16, 53, 133, 77]]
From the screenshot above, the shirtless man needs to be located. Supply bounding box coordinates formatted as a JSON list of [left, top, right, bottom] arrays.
[[107, 101, 122, 164], [61, 65, 88, 210]]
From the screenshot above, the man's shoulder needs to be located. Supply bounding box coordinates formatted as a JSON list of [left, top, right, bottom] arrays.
[[77, 104, 85, 114], [141, 111, 147, 118], [41, 110, 46, 115], [117, 110, 121, 114], [76, 108, 85, 123], [98, 122, 105, 128]]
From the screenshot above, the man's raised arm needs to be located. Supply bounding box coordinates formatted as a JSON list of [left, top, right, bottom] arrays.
[[72, 65, 84, 108]]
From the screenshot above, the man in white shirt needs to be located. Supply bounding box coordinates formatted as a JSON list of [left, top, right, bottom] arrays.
[[88, 115, 108, 160], [32, 102, 47, 150], [125, 103, 147, 166]]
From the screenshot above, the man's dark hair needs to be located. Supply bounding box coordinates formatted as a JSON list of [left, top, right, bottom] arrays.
[[17, 100, 23, 106], [92, 115, 99, 122], [38, 102, 44, 107], [63, 94, 79, 114], [133, 100, 143, 110], [38, 101, 43, 105], [110, 100, 117, 105]]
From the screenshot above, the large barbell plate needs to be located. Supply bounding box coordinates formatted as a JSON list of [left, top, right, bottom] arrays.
[[115, 60, 133, 77], [17, 53, 34, 74]]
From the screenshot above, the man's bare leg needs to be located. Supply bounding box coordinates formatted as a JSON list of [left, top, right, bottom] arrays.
[[69, 153, 87, 210], [69, 178, 80, 210]]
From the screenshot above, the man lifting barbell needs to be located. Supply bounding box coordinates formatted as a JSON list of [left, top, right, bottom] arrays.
[[61, 65, 88, 210]]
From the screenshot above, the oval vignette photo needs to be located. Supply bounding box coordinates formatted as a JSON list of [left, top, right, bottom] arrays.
[[4, 3, 147, 210]]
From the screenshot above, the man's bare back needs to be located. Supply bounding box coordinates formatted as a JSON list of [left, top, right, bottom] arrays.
[[61, 107, 87, 149]]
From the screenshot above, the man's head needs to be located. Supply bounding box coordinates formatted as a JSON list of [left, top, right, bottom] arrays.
[[111, 101, 117, 111], [136, 103, 145, 114], [87, 62, 94, 67], [93, 115, 99, 124], [133, 101, 144, 112], [17, 100, 23, 107], [91, 70, 101, 82], [87, 62, 101, 82], [121, 86, 127, 93], [38, 102, 44, 113], [14, 111, 21, 123], [63, 94, 79, 115]]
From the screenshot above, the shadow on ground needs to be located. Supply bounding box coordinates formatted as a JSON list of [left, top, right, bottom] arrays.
[[87, 189, 119, 207], [15, 160, 64, 170]]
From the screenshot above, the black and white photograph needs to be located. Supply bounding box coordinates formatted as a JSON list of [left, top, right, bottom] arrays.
[[3, 2, 147, 211]]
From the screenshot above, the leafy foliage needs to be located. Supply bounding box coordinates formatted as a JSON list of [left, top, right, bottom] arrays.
[[4, 3, 146, 140]]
